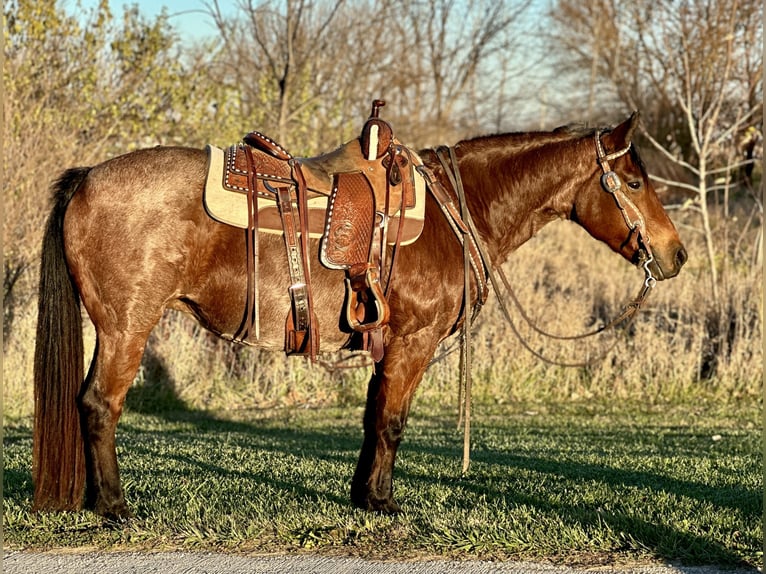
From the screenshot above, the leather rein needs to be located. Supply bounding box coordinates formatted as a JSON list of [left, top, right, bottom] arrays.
[[426, 131, 659, 472], [498, 131, 659, 349]]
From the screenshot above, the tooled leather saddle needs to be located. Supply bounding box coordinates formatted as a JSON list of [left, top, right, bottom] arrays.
[[203, 100, 426, 361]]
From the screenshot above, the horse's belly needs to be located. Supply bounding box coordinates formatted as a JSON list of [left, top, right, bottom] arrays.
[[177, 227, 351, 353]]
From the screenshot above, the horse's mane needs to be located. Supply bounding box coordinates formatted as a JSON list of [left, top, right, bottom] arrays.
[[454, 122, 600, 150], [454, 121, 647, 174]]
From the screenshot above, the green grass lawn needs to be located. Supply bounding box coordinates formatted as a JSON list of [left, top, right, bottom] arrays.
[[3, 401, 761, 567]]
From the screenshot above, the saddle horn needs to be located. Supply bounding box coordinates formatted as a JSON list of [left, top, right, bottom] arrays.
[[360, 99, 393, 160]]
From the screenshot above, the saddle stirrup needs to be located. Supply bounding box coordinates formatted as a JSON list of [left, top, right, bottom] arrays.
[[344, 263, 390, 333]]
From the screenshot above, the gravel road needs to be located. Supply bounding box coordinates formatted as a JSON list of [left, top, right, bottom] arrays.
[[3, 551, 759, 574]]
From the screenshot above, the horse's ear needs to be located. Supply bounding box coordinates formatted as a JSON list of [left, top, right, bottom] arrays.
[[605, 111, 641, 149]]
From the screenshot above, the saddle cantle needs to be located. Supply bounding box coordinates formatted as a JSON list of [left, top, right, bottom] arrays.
[[203, 100, 426, 361]]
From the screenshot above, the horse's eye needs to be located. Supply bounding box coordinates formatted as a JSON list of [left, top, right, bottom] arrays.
[[627, 180, 642, 192]]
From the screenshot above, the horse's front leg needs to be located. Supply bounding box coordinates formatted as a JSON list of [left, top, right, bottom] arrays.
[[351, 332, 436, 513]]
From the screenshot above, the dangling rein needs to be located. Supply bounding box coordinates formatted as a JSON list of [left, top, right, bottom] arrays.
[[428, 132, 658, 473]]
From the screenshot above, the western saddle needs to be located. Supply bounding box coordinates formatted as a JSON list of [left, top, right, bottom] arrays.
[[203, 100, 427, 361]]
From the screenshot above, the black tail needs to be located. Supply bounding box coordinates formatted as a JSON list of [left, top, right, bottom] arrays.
[[33, 167, 91, 511]]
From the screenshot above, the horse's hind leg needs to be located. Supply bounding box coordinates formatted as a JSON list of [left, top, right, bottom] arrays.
[[79, 328, 152, 519]]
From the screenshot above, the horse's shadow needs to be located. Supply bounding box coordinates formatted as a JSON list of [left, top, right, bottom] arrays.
[[119, 344, 360, 507], [124, 343, 190, 415], [403, 440, 757, 566]]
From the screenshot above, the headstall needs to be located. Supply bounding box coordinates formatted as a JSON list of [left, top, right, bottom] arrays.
[[594, 130, 658, 290]]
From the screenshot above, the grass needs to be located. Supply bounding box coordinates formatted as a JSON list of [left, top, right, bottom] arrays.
[[3, 399, 761, 568], [2, 205, 761, 567]]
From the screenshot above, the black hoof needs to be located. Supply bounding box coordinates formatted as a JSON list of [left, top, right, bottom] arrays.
[[373, 499, 402, 515], [102, 513, 133, 528], [92, 501, 133, 522], [351, 489, 402, 515]]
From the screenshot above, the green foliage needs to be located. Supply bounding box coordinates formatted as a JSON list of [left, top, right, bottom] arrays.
[[3, 406, 761, 566], [4, 0, 228, 162]]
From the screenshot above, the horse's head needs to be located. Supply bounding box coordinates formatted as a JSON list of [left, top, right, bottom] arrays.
[[571, 112, 687, 280]]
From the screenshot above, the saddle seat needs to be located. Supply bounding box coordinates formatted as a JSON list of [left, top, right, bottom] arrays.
[[204, 134, 426, 244]]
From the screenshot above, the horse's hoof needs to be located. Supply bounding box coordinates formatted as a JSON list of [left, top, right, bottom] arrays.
[[351, 490, 402, 515], [94, 501, 133, 522], [374, 499, 402, 515], [102, 513, 132, 528]]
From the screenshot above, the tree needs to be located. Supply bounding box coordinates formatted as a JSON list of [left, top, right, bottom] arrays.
[[2, 0, 221, 341], [377, 0, 535, 145], [547, 0, 763, 378], [205, 0, 384, 152], [203, 0, 536, 151]]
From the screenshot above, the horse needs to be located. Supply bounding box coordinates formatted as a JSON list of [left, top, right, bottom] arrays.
[[32, 112, 687, 519]]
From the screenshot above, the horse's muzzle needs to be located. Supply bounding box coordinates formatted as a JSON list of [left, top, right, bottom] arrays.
[[650, 242, 687, 280]]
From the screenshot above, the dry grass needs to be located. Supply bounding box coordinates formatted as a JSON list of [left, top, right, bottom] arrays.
[[419, 213, 761, 410], [3, 210, 761, 422]]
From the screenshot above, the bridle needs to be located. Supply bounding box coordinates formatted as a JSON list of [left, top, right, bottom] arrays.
[[435, 131, 659, 358], [496, 130, 660, 345], [594, 130, 659, 289]]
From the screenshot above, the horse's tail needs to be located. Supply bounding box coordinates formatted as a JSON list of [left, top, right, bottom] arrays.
[[33, 167, 91, 511]]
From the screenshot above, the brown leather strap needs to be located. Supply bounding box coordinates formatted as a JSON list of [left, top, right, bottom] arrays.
[[454, 147, 473, 475], [383, 147, 411, 295], [233, 146, 260, 342], [427, 146, 491, 474], [243, 130, 293, 161], [293, 160, 319, 360], [275, 177, 316, 359], [421, 154, 488, 313]]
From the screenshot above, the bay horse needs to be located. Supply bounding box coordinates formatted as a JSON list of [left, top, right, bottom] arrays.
[[33, 112, 686, 518]]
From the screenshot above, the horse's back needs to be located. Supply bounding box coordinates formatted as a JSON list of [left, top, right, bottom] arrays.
[[85, 146, 207, 207]]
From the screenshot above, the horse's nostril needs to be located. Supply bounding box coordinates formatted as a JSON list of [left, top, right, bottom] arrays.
[[675, 246, 688, 269]]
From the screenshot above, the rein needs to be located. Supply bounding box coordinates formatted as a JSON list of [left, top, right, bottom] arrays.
[[428, 131, 660, 472]]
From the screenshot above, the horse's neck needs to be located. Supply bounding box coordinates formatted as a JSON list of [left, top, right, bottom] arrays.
[[458, 133, 590, 264]]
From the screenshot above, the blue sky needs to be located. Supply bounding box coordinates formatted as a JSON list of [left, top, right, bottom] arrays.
[[76, 0, 226, 40], [76, 0, 550, 43]]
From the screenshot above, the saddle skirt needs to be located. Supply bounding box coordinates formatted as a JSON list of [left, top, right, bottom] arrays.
[[203, 137, 426, 246]]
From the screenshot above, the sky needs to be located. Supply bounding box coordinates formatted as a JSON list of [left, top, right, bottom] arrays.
[[75, 0, 227, 41], [75, 0, 551, 45]]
